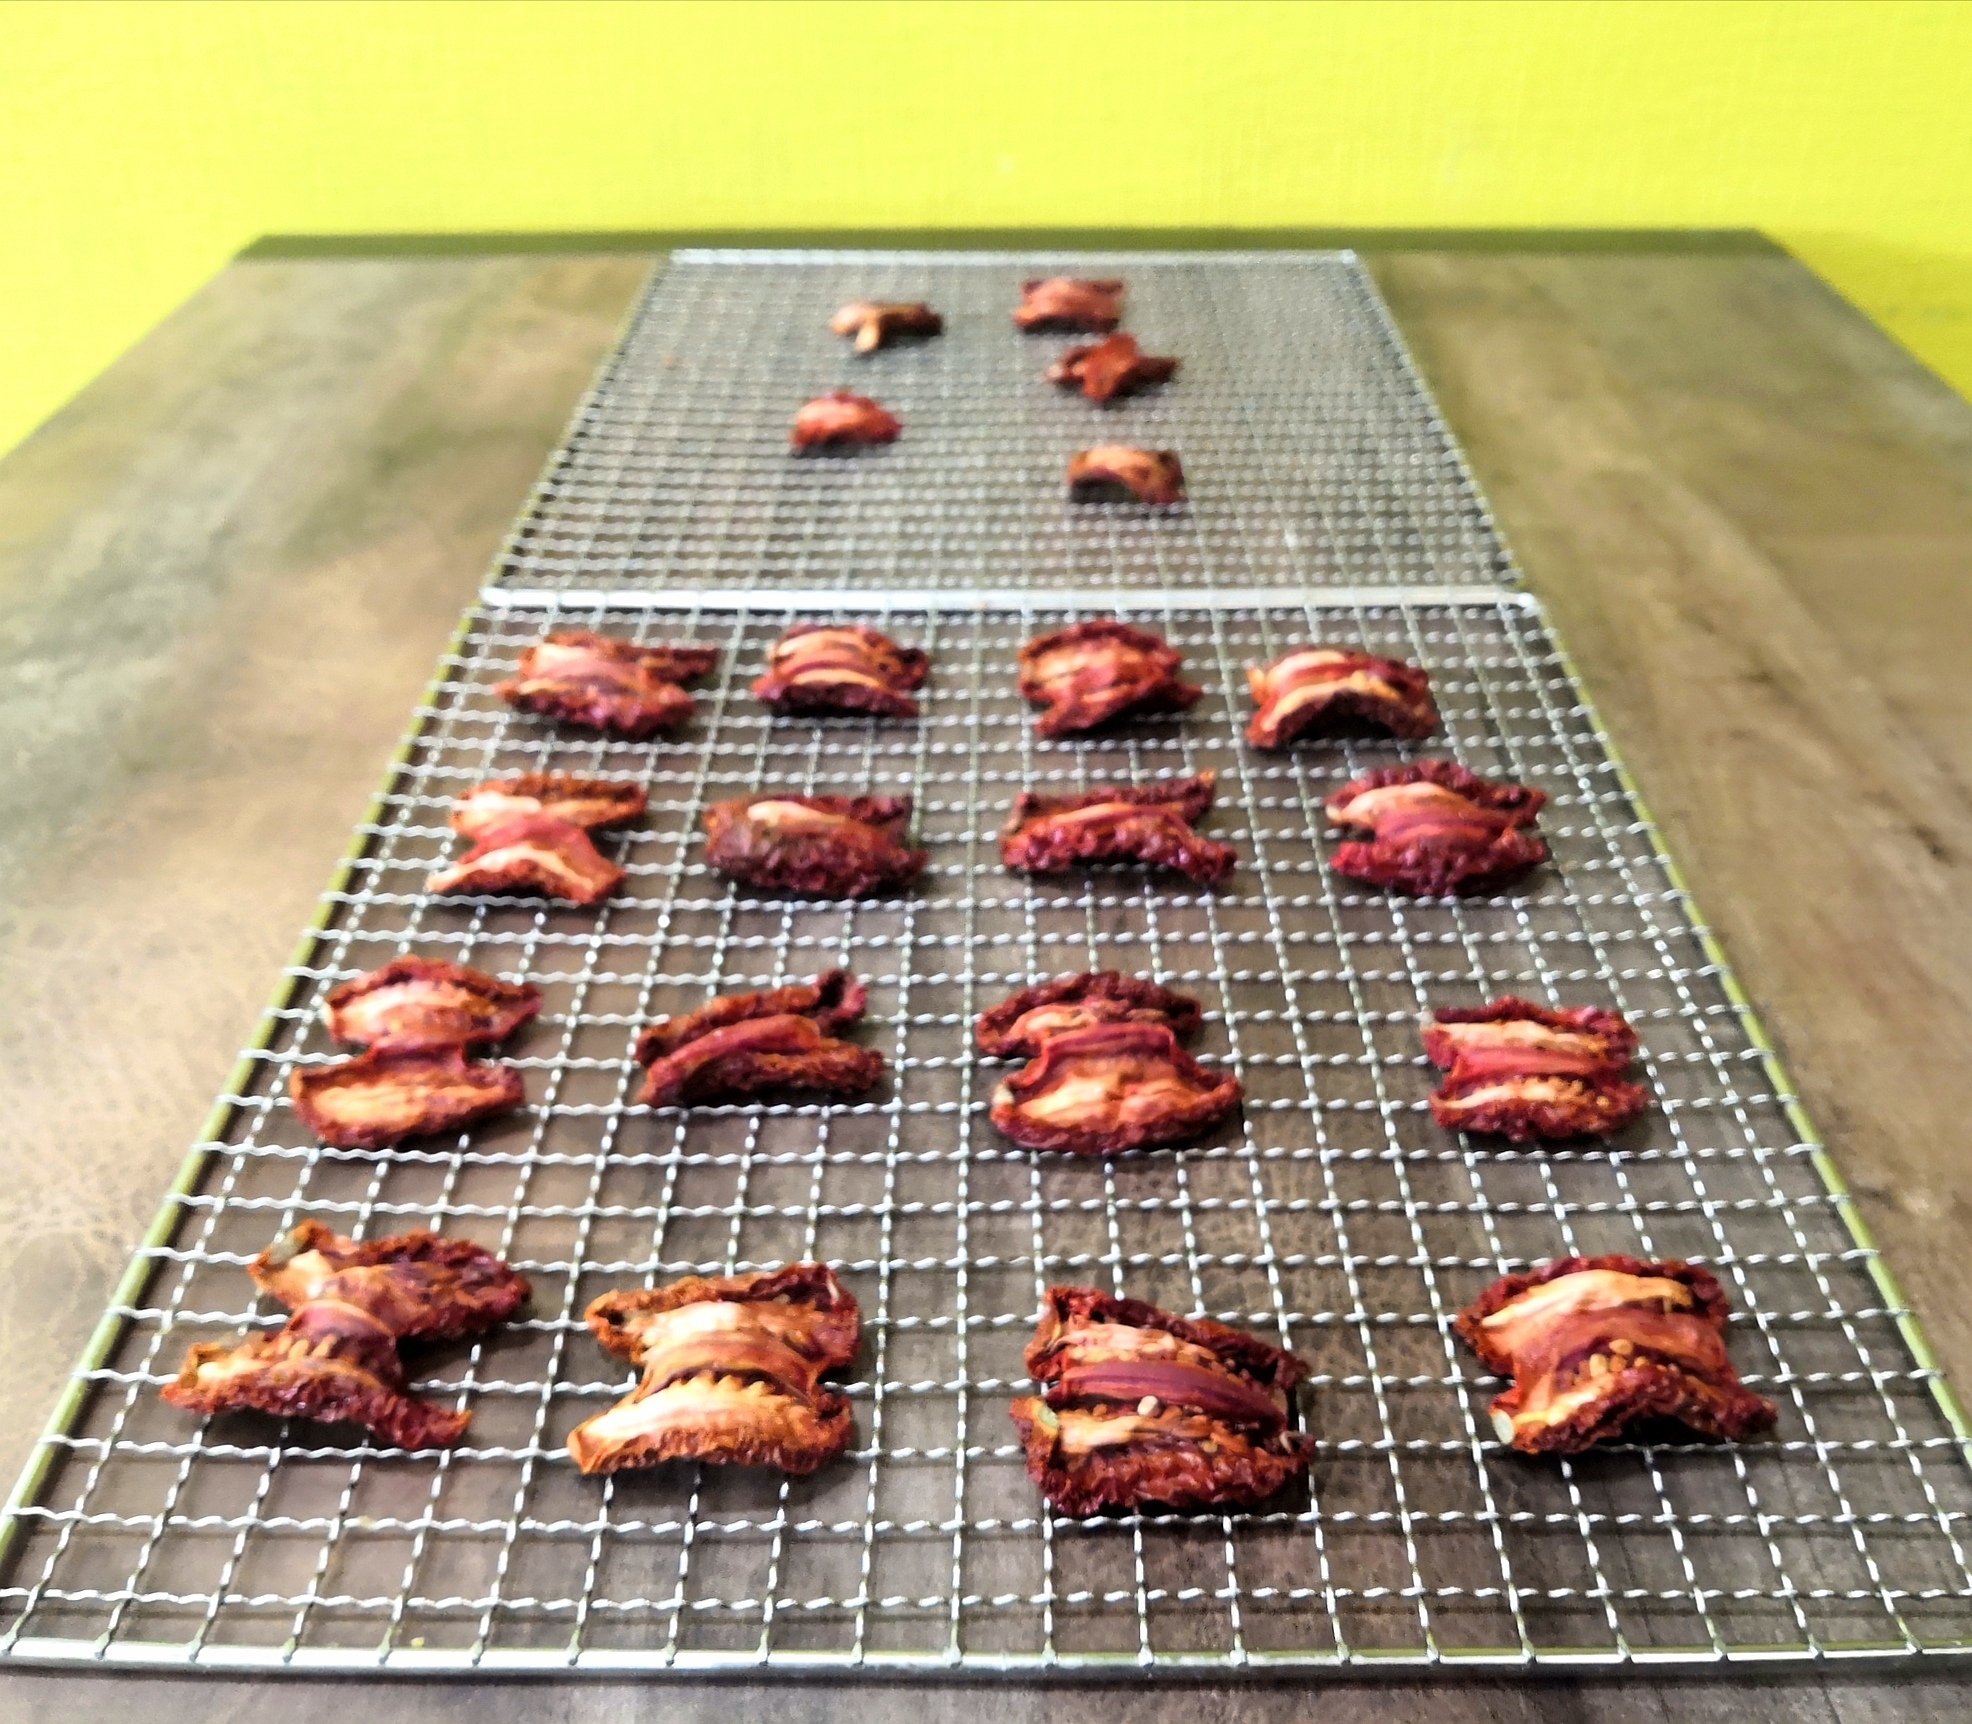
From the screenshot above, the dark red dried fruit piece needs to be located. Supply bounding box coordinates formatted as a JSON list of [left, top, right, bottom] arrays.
[[750, 624, 929, 720], [1325, 759, 1547, 896], [703, 793, 925, 898], [451, 773, 647, 840], [496, 631, 715, 738], [1013, 277, 1124, 333], [1066, 445, 1185, 505], [975, 971, 1204, 1059], [248, 1219, 531, 1340], [636, 992, 884, 1109], [1046, 333, 1179, 403], [1423, 996, 1649, 1141], [1454, 1254, 1778, 1454], [1016, 620, 1201, 737], [569, 1263, 860, 1474], [1009, 1285, 1311, 1514], [289, 1046, 524, 1149], [1245, 646, 1438, 747], [831, 300, 943, 353], [635, 969, 867, 1063], [1000, 773, 1236, 887], [427, 812, 624, 906], [322, 956, 541, 1053], [791, 390, 901, 449], [989, 1022, 1240, 1155]]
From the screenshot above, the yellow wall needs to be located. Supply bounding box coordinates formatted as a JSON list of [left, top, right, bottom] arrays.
[[7, 0, 1972, 456]]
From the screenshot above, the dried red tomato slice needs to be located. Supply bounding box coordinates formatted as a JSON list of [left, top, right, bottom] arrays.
[[1046, 332, 1179, 402], [1000, 774, 1237, 887], [1325, 759, 1547, 896], [1009, 1286, 1311, 1513], [496, 632, 714, 738], [702, 793, 926, 897], [830, 299, 943, 352], [569, 1263, 860, 1474], [1423, 997, 1649, 1141], [322, 956, 540, 1053], [427, 812, 624, 905], [450, 773, 647, 840], [989, 1022, 1240, 1155], [975, 971, 1204, 1059], [638, 1013, 884, 1108], [1013, 277, 1125, 332], [1245, 646, 1438, 747], [289, 1046, 524, 1148], [247, 1219, 531, 1341], [750, 624, 929, 719], [1066, 445, 1185, 505], [1454, 1255, 1778, 1454], [790, 390, 902, 449], [1015, 620, 1202, 737], [635, 969, 867, 1064]]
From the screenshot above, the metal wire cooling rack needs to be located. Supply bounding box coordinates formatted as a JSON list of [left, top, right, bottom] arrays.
[[488, 251, 1517, 602], [5, 592, 1970, 1673]]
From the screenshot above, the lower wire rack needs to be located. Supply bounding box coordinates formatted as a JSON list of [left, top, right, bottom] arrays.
[[4, 592, 1970, 1673]]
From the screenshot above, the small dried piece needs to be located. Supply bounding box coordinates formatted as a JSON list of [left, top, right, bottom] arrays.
[[427, 812, 624, 906], [1016, 620, 1201, 737], [831, 300, 943, 353], [791, 391, 901, 449], [989, 1022, 1240, 1155], [1009, 1286, 1311, 1513], [289, 1046, 524, 1149], [1013, 277, 1124, 333], [451, 773, 647, 840], [496, 631, 715, 738], [976, 971, 1204, 1059], [1046, 333, 1179, 402], [635, 972, 884, 1108], [1454, 1255, 1778, 1454], [323, 956, 540, 1053], [569, 1263, 860, 1475], [1325, 759, 1546, 896], [750, 624, 929, 720], [703, 793, 925, 898], [248, 1219, 531, 1340], [1423, 997, 1649, 1141], [1000, 773, 1237, 887], [637, 969, 867, 1063], [1245, 647, 1438, 747], [1066, 445, 1185, 505]]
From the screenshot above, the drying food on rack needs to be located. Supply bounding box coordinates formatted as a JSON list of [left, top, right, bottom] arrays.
[[790, 390, 902, 449], [989, 1022, 1240, 1155], [1066, 444, 1186, 506], [830, 299, 943, 353], [1244, 646, 1438, 747], [1001, 773, 1237, 887], [162, 1220, 529, 1450], [450, 772, 648, 840], [290, 1046, 525, 1149], [634, 970, 884, 1107], [427, 811, 625, 906], [496, 631, 716, 739], [975, 970, 1204, 1059], [1422, 996, 1649, 1141], [1454, 1255, 1778, 1454], [322, 955, 541, 1053], [636, 968, 867, 1062], [1046, 332, 1179, 403], [568, 1263, 861, 1474], [1012, 276, 1125, 333], [1009, 1286, 1311, 1513], [750, 623, 929, 719], [1015, 620, 1201, 737], [703, 792, 926, 897], [1324, 759, 1546, 896]]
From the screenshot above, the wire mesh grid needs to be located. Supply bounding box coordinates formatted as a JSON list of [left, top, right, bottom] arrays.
[[489, 251, 1517, 600], [5, 593, 1970, 1674]]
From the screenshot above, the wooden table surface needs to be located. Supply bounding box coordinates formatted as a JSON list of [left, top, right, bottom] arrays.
[[2, 237, 1970, 1720]]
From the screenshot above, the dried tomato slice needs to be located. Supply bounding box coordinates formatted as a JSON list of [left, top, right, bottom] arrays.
[[1245, 646, 1438, 747], [830, 299, 943, 352], [322, 956, 540, 1053], [248, 1219, 531, 1341], [427, 812, 624, 906], [635, 969, 867, 1063], [750, 624, 929, 719], [289, 1046, 524, 1148], [1013, 277, 1125, 333], [1066, 445, 1185, 505], [1454, 1255, 1778, 1454], [496, 631, 715, 738], [1046, 333, 1179, 402], [975, 971, 1204, 1059], [1015, 620, 1201, 737], [1324, 759, 1547, 896], [989, 1022, 1240, 1155], [450, 773, 647, 840], [1423, 997, 1649, 1141], [702, 793, 926, 897], [1009, 1286, 1311, 1513], [569, 1263, 860, 1474], [1000, 774, 1237, 887], [790, 390, 901, 449], [638, 1013, 884, 1108]]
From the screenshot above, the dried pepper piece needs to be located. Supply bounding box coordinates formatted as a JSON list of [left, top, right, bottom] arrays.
[[496, 631, 715, 739], [790, 390, 902, 449], [1000, 774, 1237, 887], [289, 1046, 524, 1149], [322, 956, 541, 1053], [569, 1263, 860, 1474], [635, 969, 867, 1063], [1046, 332, 1179, 403], [1013, 277, 1125, 333], [450, 773, 648, 840], [975, 971, 1204, 1059], [636, 1003, 884, 1109], [1009, 1286, 1311, 1513], [248, 1219, 531, 1341], [1015, 620, 1201, 737], [989, 1022, 1240, 1155], [1423, 997, 1649, 1141], [1066, 445, 1185, 505], [1454, 1255, 1778, 1454], [1244, 646, 1438, 747], [750, 623, 929, 720], [830, 299, 943, 353], [703, 793, 926, 897], [1324, 759, 1546, 896], [427, 812, 624, 906]]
